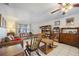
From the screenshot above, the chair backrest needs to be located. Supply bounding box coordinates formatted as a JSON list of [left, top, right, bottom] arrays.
[[30, 34, 41, 50]]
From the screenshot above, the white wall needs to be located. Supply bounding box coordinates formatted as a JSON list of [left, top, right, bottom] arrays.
[[32, 14, 79, 34], [0, 4, 17, 39]]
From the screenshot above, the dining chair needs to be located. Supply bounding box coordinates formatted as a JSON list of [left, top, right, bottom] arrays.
[[24, 34, 42, 56]]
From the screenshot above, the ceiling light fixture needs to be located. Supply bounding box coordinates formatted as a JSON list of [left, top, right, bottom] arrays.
[[61, 3, 73, 14]]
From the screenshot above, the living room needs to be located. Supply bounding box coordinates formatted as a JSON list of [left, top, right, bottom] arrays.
[[0, 3, 79, 56]]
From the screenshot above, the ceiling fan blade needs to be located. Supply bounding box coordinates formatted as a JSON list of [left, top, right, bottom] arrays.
[[51, 8, 61, 14], [73, 4, 79, 7], [3, 3, 9, 6], [58, 3, 63, 6]]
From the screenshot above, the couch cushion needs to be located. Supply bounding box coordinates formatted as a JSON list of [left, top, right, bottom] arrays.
[[14, 38, 22, 41]]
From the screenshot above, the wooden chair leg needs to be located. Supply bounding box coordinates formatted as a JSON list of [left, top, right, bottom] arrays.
[[36, 49, 41, 56], [24, 49, 30, 56], [26, 48, 31, 56]]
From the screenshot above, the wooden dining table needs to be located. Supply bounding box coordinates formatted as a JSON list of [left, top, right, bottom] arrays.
[[0, 44, 25, 56], [40, 38, 53, 54]]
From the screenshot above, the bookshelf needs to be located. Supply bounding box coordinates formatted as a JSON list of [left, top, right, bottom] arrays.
[[40, 25, 52, 39]]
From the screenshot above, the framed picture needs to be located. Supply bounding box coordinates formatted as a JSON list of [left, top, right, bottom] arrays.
[[0, 14, 6, 28], [54, 21, 60, 26], [66, 17, 74, 26], [2, 17, 6, 28]]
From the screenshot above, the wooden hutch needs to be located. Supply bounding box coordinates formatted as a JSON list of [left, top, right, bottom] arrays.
[[59, 27, 79, 48]]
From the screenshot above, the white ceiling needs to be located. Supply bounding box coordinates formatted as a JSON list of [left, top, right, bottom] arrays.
[[3, 3, 79, 24]]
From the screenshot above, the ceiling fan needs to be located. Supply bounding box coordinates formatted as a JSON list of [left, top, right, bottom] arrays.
[[51, 3, 79, 15]]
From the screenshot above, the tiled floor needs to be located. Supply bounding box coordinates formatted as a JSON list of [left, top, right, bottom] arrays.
[[31, 42, 79, 56]]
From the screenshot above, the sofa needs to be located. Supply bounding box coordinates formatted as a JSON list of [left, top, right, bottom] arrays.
[[0, 37, 23, 47]]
